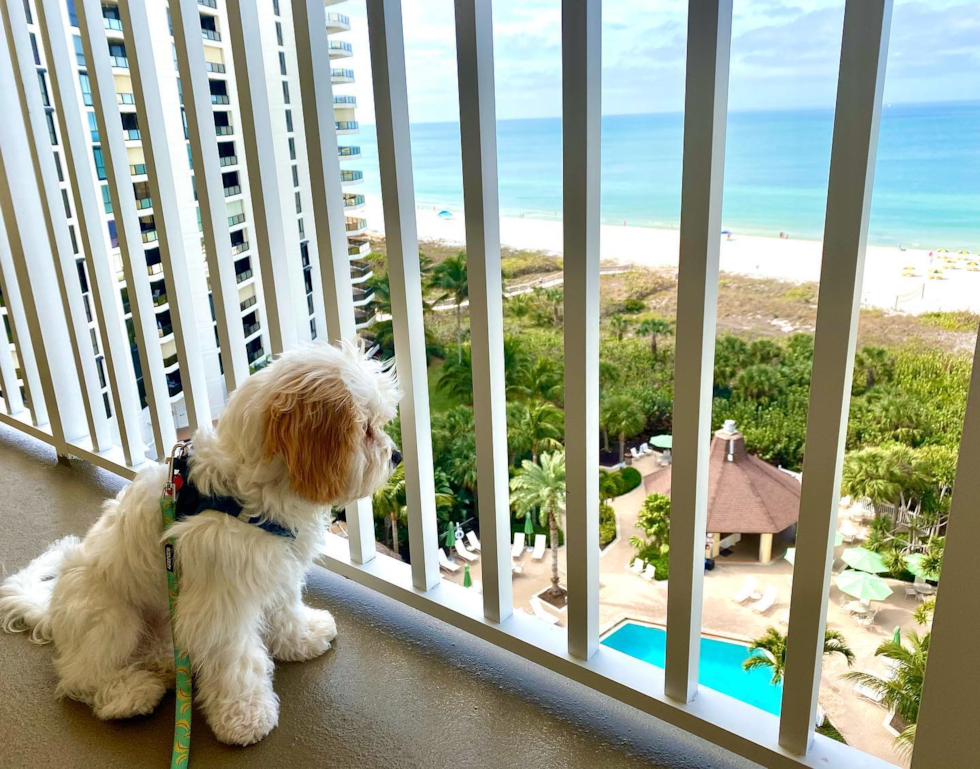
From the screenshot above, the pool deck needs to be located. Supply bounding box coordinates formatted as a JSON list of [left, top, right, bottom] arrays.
[[442, 452, 919, 767]]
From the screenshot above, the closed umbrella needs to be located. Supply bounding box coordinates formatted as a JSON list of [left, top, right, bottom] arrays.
[[463, 563, 472, 588], [837, 569, 893, 602], [444, 522, 455, 549], [649, 435, 672, 450], [892, 626, 901, 645], [523, 513, 535, 537], [841, 547, 888, 574]]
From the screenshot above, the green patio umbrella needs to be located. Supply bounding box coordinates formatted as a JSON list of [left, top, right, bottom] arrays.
[[785, 547, 796, 566], [649, 435, 673, 450], [837, 569, 893, 602], [841, 546, 888, 574], [523, 512, 535, 537], [444, 522, 456, 548], [892, 626, 902, 645], [902, 552, 940, 581], [463, 563, 472, 588]]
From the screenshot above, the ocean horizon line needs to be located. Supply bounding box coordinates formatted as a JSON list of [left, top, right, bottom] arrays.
[[353, 97, 980, 130]]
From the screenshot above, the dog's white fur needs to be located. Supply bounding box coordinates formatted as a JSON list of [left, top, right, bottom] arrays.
[[0, 342, 400, 745]]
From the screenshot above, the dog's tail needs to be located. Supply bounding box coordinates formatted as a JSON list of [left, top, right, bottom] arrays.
[[0, 536, 80, 645]]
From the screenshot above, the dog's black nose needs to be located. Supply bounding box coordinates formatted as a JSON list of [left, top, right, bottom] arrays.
[[391, 450, 402, 467]]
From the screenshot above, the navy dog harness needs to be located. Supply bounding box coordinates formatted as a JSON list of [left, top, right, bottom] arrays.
[[171, 451, 296, 540]]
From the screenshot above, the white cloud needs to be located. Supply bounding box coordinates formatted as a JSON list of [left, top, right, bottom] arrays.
[[331, 0, 980, 125]]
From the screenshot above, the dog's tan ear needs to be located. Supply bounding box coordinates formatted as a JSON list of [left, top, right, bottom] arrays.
[[265, 377, 357, 504]]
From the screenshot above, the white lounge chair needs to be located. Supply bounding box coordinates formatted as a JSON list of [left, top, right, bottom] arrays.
[[512, 560, 523, 575], [511, 532, 526, 559], [530, 596, 560, 625], [639, 442, 652, 455], [438, 549, 460, 573], [628, 558, 645, 575], [641, 564, 656, 581], [455, 539, 478, 563], [751, 584, 779, 614], [630, 446, 643, 460], [731, 576, 758, 604], [466, 530, 481, 552], [531, 533, 547, 561]]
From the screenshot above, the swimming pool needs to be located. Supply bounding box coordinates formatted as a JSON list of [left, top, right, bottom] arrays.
[[601, 622, 784, 715]]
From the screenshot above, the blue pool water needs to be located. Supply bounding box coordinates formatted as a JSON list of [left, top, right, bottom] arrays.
[[601, 622, 784, 716]]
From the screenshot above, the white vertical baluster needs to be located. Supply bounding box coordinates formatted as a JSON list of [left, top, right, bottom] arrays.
[[913, 331, 980, 768], [0, 211, 34, 418], [225, 0, 299, 355], [663, 0, 732, 702], [34, 0, 146, 466], [76, 0, 175, 459], [562, 0, 601, 659], [0, 20, 87, 455], [119, 1, 212, 432], [454, 0, 512, 623], [291, 0, 376, 564], [779, 0, 892, 755], [170, 0, 249, 395], [366, 0, 440, 591], [3, 0, 110, 451]]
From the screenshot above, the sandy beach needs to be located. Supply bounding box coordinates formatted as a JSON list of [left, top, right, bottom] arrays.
[[366, 201, 980, 315]]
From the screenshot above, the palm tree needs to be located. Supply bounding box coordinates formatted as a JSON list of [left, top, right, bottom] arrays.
[[541, 287, 563, 327], [637, 318, 672, 356], [429, 252, 468, 362], [514, 357, 563, 403], [609, 314, 630, 342], [600, 394, 646, 463], [508, 399, 563, 464], [510, 451, 566, 596], [437, 337, 533, 405], [736, 364, 784, 405], [842, 631, 929, 754], [853, 345, 894, 393], [372, 465, 453, 557], [743, 627, 854, 686], [630, 493, 671, 556]]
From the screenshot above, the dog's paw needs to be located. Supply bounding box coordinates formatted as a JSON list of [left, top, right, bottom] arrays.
[[274, 608, 337, 662], [92, 669, 167, 720], [209, 691, 280, 746]]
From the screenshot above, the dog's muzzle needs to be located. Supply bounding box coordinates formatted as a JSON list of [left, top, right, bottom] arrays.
[[391, 450, 402, 468]]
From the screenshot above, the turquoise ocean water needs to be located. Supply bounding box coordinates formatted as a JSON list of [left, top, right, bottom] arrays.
[[352, 101, 980, 250]]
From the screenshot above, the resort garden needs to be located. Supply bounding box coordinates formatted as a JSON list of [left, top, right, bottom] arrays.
[[355, 242, 974, 761]]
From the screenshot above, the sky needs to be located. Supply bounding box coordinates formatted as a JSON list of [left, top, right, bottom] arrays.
[[331, 0, 980, 125]]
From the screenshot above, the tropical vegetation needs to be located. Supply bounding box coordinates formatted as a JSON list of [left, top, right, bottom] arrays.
[[742, 627, 855, 686]]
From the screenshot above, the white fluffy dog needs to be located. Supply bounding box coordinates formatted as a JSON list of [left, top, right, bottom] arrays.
[[0, 342, 400, 745]]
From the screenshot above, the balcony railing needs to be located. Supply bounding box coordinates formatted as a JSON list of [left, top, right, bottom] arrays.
[[205, 61, 226, 74], [328, 40, 353, 55], [2, 5, 971, 769], [108, 55, 128, 69], [239, 295, 257, 312], [340, 170, 363, 183], [335, 120, 358, 131], [162, 351, 179, 368], [334, 95, 357, 106], [198, 0, 218, 8], [103, 17, 122, 32], [141, 229, 158, 244], [130, 163, 147, 175], [146, 262, 164, 278], [223, 184, 241, 197], [227, 213, 246, 227], [218, 155, 238, 167], [230, 241, 249, 255], [134, 196, 152, 210], [346, 218, 367, 232], [330, 67, 354, 80], [123, 128, 140, 141], [210, 94, 230, 105], [325, 12, 350, 27], [201, 29, 221, 42], [338, 145, 361, 158], [215, 125, 234, 136], [151, 292, 168, 308], [243, 321, 261, 338], [117, 92, 136, 106]]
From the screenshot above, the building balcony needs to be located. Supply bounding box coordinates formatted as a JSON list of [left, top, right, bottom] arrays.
[[335, 120, 358, 134], [223, 185, 242, 198], [343, 194, 365, 210], [334, 95, 357, 108], [102, 17, 123, 38], [161, 351, 179, 371], [239, 295, 257, 313], [215, 124, 234, 137], [130, 163, 148, 178], [228, 213, 246, 228], [243, 323, 261, 340], [141, 229, 158, 244], [116, 92, 136, 109], [157, 322, 173, 340], [218, 155, 238, 168], [351, 288, 375, 308], [347, 238, 371, 258], [123, 128, 141, 142], [146, 262, 164, 280], [210, 94, 231, 106], [108, 55, 129, 70], [328, 40, 353, 59], [205, 61, 226, 76], [134, 197, 152, 212], [345, 217, 367, 236], [338, 145, 361, 160], [330, 68, 354, 84], [340, 169, 363, 186], [353, 307, 377, 329], [235, 267, 254, 284], [198, 0, 218, 9], [324, 11, 350, 33], [201, 28, 221, 43]]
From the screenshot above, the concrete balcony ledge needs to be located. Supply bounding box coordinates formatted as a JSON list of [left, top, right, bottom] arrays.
[[0, 425, 749, 769]]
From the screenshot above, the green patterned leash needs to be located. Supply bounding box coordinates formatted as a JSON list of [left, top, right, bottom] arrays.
[[162, 442, 192, 769]]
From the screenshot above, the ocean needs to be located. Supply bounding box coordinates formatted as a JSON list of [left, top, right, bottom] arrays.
[[349, 101, 980, 250]]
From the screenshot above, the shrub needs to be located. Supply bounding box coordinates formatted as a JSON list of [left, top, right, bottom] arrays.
[[623, 297, 646, 313], [617, 466, 642, 493], [500, 255, 562, 279], [599, 504, 616, 549]]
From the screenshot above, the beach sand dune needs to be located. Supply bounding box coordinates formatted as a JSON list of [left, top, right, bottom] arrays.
[[370, 202, 980, 315]]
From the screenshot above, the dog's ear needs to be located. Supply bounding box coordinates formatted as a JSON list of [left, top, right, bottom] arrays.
[[264, 376, 358, 504]]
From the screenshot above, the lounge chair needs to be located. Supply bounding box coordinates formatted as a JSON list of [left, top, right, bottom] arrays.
[[630, 446, 643, 460], [731, 576, 758, 604], [531, 533, 547, 561], [640, 564, 656, 581], [438, 549, 460, 573], [751, 584, 779, 614], [530, 596, 560, 625], [628, 558, 645, 575], [511, 559, 523, 575], [853, 680, 885, 703], [511, 532, 526, 559], [466, 530, 481, 552], [639, 442, 652, 455], [455, 539, 478, 563]]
